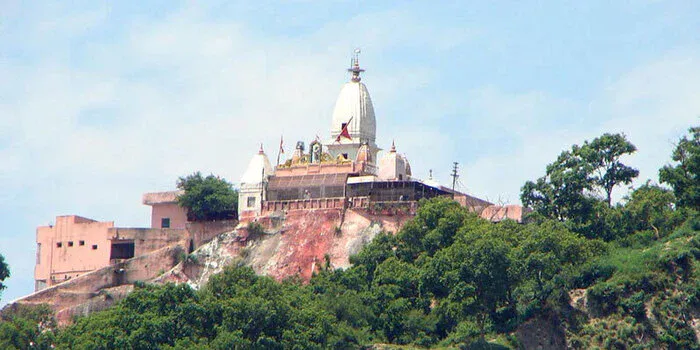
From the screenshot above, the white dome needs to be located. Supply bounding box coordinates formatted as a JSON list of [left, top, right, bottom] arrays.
[[240, 150, 273, 187], [377, 143, 407, 180], [330, 81, 376, 143]]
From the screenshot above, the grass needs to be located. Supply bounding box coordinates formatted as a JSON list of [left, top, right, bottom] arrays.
[[572, 216, 700, 349]]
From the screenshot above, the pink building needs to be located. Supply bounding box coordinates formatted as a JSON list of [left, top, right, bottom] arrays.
[[142, 191, 189, 229], [34, 191, 191, 292], [35, 216, 115, 291]]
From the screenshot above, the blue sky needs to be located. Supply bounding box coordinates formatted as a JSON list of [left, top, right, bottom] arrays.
[[1, 1, 698, 305]]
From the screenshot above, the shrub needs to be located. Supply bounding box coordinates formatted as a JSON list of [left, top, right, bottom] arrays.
[[569, 262, 616, 289], [587, 282, 622, 317], [246, 222, 265, 240], [619, 291, 646, 320]]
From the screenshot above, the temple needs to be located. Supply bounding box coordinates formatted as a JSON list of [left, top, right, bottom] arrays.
[[237, 50, 499, 219]]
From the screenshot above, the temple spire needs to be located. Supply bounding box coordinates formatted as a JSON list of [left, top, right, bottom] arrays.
[[259, 143, 264, 154], [347, 48, 365, 82]]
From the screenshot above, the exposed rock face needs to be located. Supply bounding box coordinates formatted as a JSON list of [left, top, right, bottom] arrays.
[[159, 208, 412, 288], [516, 312, 567, 350]]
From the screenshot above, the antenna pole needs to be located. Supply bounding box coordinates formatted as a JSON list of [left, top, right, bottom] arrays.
[[450, 162, 459, 192]]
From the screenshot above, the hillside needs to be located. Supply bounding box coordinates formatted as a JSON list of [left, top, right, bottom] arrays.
[[1, 127, 697, 349], [1, 197, 698, 349]]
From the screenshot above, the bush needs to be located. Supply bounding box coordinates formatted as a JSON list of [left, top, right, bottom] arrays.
[[246, 222, 265, 240], [619, 291, 646, 320], [568, 262, 616, 289], [587, 283, 622, 317]]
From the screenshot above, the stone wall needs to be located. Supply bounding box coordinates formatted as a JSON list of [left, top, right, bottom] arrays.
[[108, 227, 188, 257], [16, 244, 186, 325], [187, 219, 239, 248]]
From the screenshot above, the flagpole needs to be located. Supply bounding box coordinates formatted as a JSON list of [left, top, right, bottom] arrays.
[[276, 135, 283, 166]]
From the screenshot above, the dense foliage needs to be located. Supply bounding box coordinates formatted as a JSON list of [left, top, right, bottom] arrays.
[[0, 254, 8, 300], [659, 126, 699, 211], [176, 172, 238, 221], [1, 127, 698, 349], [0, 304, 55, 350]]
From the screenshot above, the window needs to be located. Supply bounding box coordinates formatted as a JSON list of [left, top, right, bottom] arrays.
[[92, 244, 98, 250], [247, 196, 256, 208], [68, 241, 74, 247], [56, 242, 62, 248], [35, 280, 47, 292], [110, 241, 135, 260], [161, 217, 171, 228], [342, 153, 348, 159], [79, 240, 85, 246]]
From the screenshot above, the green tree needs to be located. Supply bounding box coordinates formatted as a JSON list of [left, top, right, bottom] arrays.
[[521, 148, 594, 221], [521, 133, 639, 222], [624, 182, 682, 237], [0, 254, 8, 300], [659, 126, 699, 210], [177, 172, 238, 221], [0, 304, 56, 350], [580, 133, 639, 206]]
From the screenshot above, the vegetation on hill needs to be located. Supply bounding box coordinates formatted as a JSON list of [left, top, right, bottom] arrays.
[[0, 254, 8, 300], [659, 126, 700, 211], [176, 172, 238, 221], [0, 126, 698, 349]]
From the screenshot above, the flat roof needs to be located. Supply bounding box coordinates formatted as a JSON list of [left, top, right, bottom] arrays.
[[142, 190, 183, 205]]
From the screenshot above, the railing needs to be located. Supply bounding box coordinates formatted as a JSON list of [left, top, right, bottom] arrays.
[[262, 197, 347, 213], [363, 200, 418, 215], [261, 196, 418, 216]]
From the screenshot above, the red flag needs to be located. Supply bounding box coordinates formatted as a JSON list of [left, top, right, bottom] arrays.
[[336, 116, 353, 142]]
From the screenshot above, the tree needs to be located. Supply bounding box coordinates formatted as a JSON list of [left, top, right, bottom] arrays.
[[659, 126, 700, 211], [0, 304, 56, 350], [0, 254, 9, 300], [624, 182, 682, 237], [521, 133, 639, 220], [521, 148, 594, 221], [176, 172, 238, 221], [580, 133, 639, 206]]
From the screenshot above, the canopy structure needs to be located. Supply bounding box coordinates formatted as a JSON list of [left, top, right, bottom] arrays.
[[346, 180, 451, 202], [267, 174, 349, 200]]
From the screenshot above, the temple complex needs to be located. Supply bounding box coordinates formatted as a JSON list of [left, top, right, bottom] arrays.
[[238, 51, 494, 219], [30, 51, 527, 297]]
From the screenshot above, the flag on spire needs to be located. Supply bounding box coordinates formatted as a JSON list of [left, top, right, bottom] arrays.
[[276, 135, 285, 166], [336, 116, 353, 142]]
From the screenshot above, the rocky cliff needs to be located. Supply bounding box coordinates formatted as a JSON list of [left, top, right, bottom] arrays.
[[157, 208, 412, 287]]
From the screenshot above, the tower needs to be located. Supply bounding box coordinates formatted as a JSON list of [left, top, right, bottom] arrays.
[[238, 145, 274, 218], [325, 49, 380, 163]]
